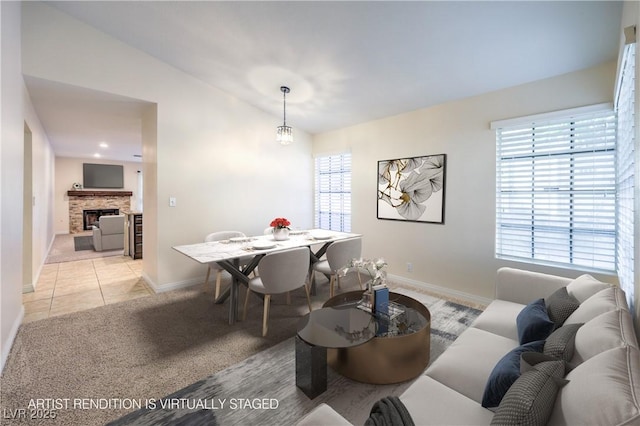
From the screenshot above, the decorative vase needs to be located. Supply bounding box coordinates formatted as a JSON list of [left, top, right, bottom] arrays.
[[272, 227, 290, 241]]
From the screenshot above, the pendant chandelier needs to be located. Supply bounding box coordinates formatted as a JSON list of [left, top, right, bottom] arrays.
[[276, 86, 293, 145]]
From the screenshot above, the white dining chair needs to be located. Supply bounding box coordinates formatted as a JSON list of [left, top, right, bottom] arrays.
[[242, 247, 312, 336], [311, 237, 363, 298], [204, 230, 251, 299]]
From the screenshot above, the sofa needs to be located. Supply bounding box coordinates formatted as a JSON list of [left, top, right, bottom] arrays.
[[298, 267, 640, 425], [92, 214, 125, 251]]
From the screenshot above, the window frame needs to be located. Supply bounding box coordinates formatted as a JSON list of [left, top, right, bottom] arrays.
[[615, 38, 636, 308], [492, 105, 617, 273], [314, 152, 352, 232]]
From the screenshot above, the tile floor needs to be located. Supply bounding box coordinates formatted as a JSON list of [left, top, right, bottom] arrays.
[[23, 256, 152, 323]]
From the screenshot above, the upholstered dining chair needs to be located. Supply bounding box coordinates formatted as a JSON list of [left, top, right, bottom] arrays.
[[204, 230, 251, 299], [311, 237, 362, 298], [242, 247, 312, 336]]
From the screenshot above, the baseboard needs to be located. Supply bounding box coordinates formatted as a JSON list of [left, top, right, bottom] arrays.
[[143, 272, 205, 294], [387, 274, 493, 307], [148, 273, 494, 307], [27, 233, 59, 293], [1, 305, 24, 374]]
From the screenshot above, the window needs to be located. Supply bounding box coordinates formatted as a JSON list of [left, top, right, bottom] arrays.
[[493, 107, 617, 272], [615, 39, 635, 308], [315, 153, 352, 232]]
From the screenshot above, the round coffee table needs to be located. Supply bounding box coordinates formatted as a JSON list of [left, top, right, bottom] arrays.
[[295, 305, 377, 398], [323, 290, 431, 384]]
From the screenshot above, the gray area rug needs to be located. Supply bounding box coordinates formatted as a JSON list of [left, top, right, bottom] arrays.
[[73, 235, 94, 251], [45, 233, 123, 263], [110, 288, 482, 426]]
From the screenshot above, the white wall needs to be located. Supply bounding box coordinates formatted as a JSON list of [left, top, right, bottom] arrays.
[[54, 157, 141, 234], [22, 2, 314, 290], [1, 0, 24, 372], [314, 61, 618, 301]]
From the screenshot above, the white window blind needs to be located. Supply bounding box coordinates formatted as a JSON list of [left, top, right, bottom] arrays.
[[315, 153, 352, 232], [495, 108, 617, 271], [616, 41, 635, 307]]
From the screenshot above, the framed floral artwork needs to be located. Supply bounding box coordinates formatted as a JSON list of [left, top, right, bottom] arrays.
[[377, 154, 446, 224]]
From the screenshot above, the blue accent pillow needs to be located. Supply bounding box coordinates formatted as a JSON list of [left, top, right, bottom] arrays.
[[481, 340, 545, 409], [516, 298, 555, 344]]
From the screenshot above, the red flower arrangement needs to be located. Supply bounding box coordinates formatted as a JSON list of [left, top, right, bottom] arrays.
[[270, 217, 291, 229]]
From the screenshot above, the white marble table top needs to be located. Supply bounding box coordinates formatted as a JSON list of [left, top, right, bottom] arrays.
[[173, 229, 361, 264]]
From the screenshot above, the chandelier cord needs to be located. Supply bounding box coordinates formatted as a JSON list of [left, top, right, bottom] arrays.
[[282, 87, 287, 126]]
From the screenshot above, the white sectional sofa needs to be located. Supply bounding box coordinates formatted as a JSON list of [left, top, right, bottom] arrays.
[[298, 267, 640, 425]]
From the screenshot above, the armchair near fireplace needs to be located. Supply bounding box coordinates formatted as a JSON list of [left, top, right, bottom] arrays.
[[92, 215, 125, 252]]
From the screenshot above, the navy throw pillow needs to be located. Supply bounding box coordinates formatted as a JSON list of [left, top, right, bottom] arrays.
[[516, 298, 555, 344], [481, 340, 545, 409]]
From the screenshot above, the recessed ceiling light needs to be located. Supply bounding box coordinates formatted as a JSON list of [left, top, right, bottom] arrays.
[[99, 142, 109, 149], [94, 153, 101, 158]]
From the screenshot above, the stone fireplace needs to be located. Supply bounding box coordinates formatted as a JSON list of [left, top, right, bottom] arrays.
[[67, 190, 132, 234]]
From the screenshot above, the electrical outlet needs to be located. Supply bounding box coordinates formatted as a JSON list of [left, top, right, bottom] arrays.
[[169, 197, 177, 207], [407, 262, 413, 273]]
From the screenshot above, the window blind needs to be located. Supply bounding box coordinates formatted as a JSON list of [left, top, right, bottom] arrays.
[[315, 153, 352, 232], [495, 109, 617, 271], [616, 41, 635, 307]]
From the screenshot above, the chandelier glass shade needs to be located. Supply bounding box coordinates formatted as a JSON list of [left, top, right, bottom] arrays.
[[276, 86, 293, 145], [276, 124, 293, 145]]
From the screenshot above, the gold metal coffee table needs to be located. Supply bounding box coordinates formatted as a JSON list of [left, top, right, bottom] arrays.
[[323, 290, 431, 384]]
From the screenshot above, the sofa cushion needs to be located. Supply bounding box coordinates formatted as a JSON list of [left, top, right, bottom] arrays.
[[545, 287, 580, 329], [495, 267, 571, 305], [548, 346, 640, 426], [400, 376, 494, 425], [516, 299, 554, 344], [481, 340, 545, 409], [471, 300, 523, 341], [490, 364, 565, 426], [296, 403, 352, 426], [565, 274, 611, 303], [571, 309, 638, 365], [426, 328, 519, 403], [565, 286, 628, 325], [543, 323, 582, 362]]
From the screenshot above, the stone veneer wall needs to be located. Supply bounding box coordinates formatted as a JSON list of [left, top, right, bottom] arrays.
[[69, 195, 131, 234]]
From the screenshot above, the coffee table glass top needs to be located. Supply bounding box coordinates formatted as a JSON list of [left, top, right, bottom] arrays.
[[297, 305, 377, 349], [323, 291, 429, 338]]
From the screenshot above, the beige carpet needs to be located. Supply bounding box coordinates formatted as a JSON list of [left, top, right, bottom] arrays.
[[1, 275, 483, 425], [45, 233, 124, 264], [1, 274, 357, 425]]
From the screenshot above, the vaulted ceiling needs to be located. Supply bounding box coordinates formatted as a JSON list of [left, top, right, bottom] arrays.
[[25, 1, 623, 161]]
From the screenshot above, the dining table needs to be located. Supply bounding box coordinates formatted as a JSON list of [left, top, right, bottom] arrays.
[[172, 229, 362, 325]]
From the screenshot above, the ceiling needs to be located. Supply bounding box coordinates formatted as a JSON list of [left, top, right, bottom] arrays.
[[25, 1, 623, 162]]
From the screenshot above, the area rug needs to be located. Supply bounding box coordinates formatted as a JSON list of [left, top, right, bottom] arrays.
[[0, 278, 482, 426], [73, 235, 94, 251], [45, 233, 123, 263], [110, 289, 482, 426]]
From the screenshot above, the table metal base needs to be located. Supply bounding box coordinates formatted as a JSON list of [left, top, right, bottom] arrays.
[[295, 336, 327, 399]]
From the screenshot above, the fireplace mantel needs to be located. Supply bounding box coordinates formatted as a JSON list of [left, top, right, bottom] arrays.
[[67, 190, 132, 197]]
